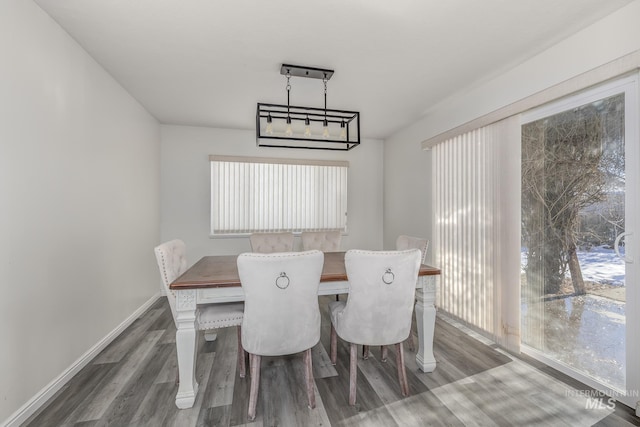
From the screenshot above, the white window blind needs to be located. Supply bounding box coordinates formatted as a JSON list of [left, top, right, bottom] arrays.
[[210, 156, 348, 235], [432, 116, 521, 351]]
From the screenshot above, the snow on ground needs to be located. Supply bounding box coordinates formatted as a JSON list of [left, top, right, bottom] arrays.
[[578, 246, 625, 286], [521, 245, 625, 286]]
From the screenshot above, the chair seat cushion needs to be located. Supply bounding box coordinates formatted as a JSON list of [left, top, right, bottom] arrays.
[[330, 299, 381, 345], [197, 302, 244, 330], [330, 295, 412, 346]]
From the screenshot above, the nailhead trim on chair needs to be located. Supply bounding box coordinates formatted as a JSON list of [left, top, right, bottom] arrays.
[[244, 251, 318, 258], [198, 317, 244, 329], [157, 250, 176, 298]]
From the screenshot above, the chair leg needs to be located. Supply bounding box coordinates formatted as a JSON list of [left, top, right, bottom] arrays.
[[349, 343, 357, 406], [406, 333, 416, 352], [381, 346, 388, 362], [248, 354, 261, 421], [304, 348, 316, 409], [330, 324, 338, 365], [362, 345, 369, 360], [395, 343, 409, 397], [237, 327, 246, 378], [406, 318, 416, 352]]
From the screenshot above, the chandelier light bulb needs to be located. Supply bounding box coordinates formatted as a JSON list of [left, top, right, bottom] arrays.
[[322, 120, 330, 139], [285, 116, 293, 137], [339, 121, 347, 140], [265, 114, 273, 136], [304, 116, 312, 138]]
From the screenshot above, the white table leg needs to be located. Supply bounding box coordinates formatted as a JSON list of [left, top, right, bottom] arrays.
[[415, 275, 437, 372], [175, 289, 199, 408]]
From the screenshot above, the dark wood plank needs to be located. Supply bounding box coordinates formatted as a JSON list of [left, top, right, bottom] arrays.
[[25, 363, 115, 427], [204, 326, 241, 408], [97, 342, 173, 426], [315, 341, 391, 426], [175, 351, 217, 427], [127, 382, 177, 426], [92, 308, 164, 364], [356, 346, 429, 404], [385, 390, 465, 426], [204, 405, 232, 427], [68, 331, 165, 423], [594, 403, 640, 427]]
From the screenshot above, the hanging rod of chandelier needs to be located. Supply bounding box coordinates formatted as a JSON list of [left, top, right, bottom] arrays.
[[256, 64, 360, 150]]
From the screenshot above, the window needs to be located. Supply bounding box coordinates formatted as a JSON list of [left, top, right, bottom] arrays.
[[520, 76, 638, 395], [210, 155, 348, 235]]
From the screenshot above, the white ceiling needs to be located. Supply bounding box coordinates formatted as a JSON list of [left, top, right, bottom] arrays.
[[34, 0, 633, 140]]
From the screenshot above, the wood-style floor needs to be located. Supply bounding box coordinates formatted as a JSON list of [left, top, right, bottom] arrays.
[[25, 297, 640, 426]]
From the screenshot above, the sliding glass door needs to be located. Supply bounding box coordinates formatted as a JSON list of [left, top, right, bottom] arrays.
[[521, 75, 639, 405]]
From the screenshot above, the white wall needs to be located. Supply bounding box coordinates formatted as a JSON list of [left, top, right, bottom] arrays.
[[160, 125, 383, 262], [0, 1, 160, 423], [383, 0, 640, 253], [383, 138, 433, 256]]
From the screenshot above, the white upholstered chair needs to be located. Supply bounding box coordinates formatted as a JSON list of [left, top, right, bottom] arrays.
[[301, 230, 342, 252], [237, 250, 324, 421], [154, 239, 246, 379], [329, 249, 421, 405], [302, 230, 342, 301], [396, 235, 429, 264], [249, 232, 294, 253], [395, 235, 429, 351]]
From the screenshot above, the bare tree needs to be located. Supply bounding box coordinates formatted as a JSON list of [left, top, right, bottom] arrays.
[[522, 94, 624, 296]]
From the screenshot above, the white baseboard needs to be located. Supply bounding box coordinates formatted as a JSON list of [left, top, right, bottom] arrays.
[[1, 293, 162, 427]]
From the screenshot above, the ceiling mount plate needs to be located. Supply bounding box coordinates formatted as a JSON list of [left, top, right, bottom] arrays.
[[280, 64, 334, 80]]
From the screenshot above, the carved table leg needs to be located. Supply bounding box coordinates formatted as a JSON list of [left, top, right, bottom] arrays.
[[175, 289, 199, 408], [415, 275, 437, 372]]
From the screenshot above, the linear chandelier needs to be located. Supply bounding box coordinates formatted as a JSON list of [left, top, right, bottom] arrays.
[[256, 64, 360, 150]]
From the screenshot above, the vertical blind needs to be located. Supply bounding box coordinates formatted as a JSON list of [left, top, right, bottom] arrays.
[[432, 116, 521, 351], [210, 156, 348, 234]]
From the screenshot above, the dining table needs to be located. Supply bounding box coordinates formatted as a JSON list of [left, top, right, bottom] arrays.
[[169, 251, 440, 409]]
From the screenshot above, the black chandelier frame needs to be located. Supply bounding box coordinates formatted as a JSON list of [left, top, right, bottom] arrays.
[[256, 64, 361, 151]]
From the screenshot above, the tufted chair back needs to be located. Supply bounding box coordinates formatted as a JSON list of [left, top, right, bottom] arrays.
[[328, 249, 421, 406], [301, 230, 342, 252], [249, 232, 294, 253], [154, 239, 188, 327], [237, 250, 324, 356], [396, 235, 429, 264], [332, 249, 421, 345]]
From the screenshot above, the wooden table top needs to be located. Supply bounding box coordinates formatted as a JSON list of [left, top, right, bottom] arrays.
[[170, 251, 441, 290]]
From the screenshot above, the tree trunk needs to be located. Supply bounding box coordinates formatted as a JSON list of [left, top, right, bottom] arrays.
[[567, 244, 586, 295], [543, 237, 563, 294]]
